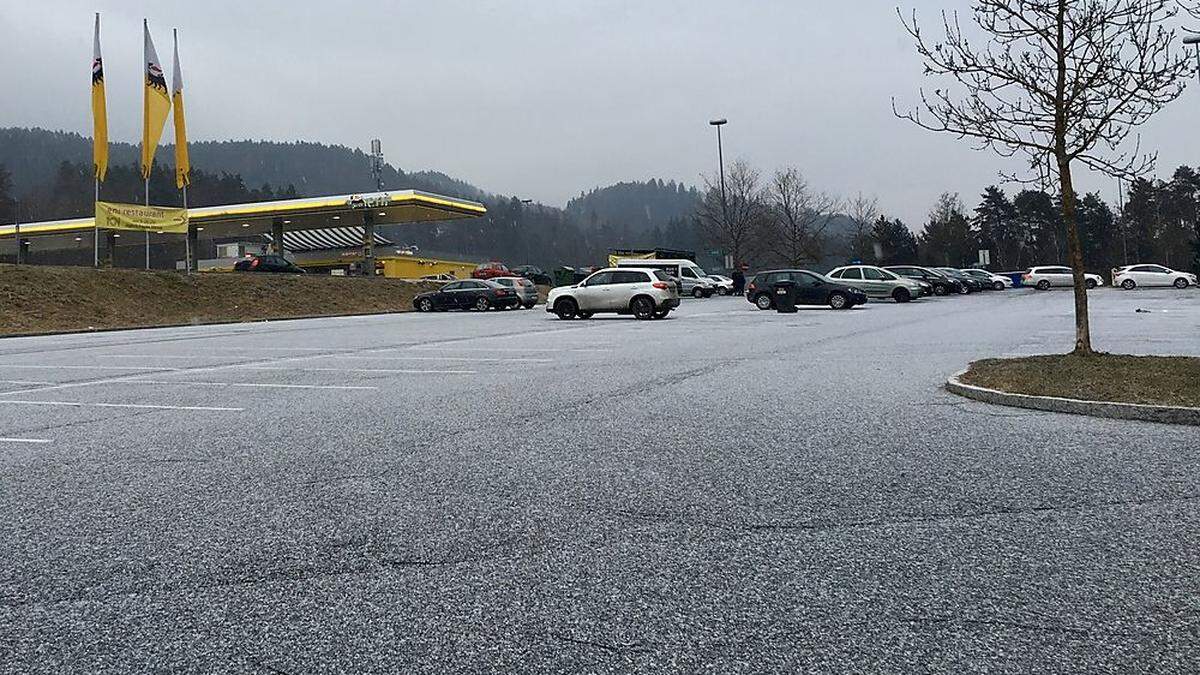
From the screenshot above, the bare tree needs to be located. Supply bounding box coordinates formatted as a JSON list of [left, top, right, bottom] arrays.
[[766, 168, 841, 267], [896, 0, 1195, 354], [846, 193, 880, 262], [697, 160, 770, 268]]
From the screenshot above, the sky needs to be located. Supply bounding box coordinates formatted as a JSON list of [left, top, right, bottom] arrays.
[[2, 0, 1199, 227]]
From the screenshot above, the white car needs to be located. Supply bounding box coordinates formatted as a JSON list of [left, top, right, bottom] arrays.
[[546, 267, 680, 320], [1112, 264, 1196, 290], [963, 268, 1013, 290], [707, 275, 735, 295], [1023, 266, 1104, 290]]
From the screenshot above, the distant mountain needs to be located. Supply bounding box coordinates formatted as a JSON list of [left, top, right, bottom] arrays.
[[0, 127, 488, 202], [566, 179, 702, 233]]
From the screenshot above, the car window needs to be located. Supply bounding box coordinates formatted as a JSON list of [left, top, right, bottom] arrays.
[[827, 270, 843, 279], [610, 271, 644, 284], [680, 268, 697, 278], [653, 271, 672, 282], [586, 272, 615, 286], [1147, 266, 1169, 273], [793, 271, 821, 286], [840, 268, 862, 280], [442, 282, 462, 291]]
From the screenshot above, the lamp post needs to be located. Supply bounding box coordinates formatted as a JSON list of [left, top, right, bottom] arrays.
[[709, 118, 730, 267], [1185, 35, 1200, 85]]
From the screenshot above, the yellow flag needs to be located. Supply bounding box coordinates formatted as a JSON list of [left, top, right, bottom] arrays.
[[91, 13, 108, 182], [171, 29, 190, 189], [141, 20, 171, 180]]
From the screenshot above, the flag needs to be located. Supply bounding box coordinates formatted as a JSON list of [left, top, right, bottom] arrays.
[[91, 13, 108, 182], [141, 20, 171, 180], [171, 29, 190, 189]]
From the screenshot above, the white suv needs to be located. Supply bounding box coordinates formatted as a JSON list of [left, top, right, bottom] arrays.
[[1023, 266, 1104, 290], [1112, 264, 1196, 290], [547, 267, 681, 320]]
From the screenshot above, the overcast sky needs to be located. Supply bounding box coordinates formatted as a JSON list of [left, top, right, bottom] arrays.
[[2, 1, 1199, 226]]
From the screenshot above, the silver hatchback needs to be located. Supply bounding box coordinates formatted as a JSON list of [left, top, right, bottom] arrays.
[[826, 265, 925, 303], [491, 276, 539, 309]]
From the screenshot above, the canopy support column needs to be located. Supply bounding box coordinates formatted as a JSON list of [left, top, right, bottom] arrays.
[[271, 218, 285, 255], [362, 211, 376, 276]]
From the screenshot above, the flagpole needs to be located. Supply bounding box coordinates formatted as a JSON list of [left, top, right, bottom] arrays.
[[144, 178, 150, 269], [183, 184, 191, 275], [93, 179, 100, 267]]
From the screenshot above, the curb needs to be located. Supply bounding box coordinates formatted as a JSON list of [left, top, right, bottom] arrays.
[[945, 371, 1200, 427], [0, 309, 416, 340]]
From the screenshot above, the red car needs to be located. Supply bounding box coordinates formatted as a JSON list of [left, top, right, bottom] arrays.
[[472, 262, 512, 280]]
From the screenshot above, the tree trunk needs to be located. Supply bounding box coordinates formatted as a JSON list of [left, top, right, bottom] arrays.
[[1058, 158, 1094, 355]]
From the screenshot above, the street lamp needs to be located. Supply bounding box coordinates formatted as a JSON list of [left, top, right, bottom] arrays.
[[708, 118, 730, 267], [1186, 35, 1200, 85]]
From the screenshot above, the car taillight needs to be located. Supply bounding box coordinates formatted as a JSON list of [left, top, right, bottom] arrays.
[[1021, 273, 1030, 281], [652, 282, 670, 290], [495, 289, 509, 296], [748, 282, 757, 291]]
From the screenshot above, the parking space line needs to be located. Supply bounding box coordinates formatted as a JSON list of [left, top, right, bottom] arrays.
[[318, 355, 554, 364], [0, 365, 180, 371], [0, 380, 55, 385], [0, 437, 53, 444], [0, 400, 243, 412], [400, 347, 612, 353], [122, 380, 378, 390], [242, 366, 477, 375]]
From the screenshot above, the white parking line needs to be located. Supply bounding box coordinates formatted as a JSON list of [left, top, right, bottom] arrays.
[[0, 380, 55, 385], [319, 355, 554, 364], [0, 437, 52, 444], [400, 347, 611, 353], [0, 400, 243, 412], [123, 380, 378, 390], [242, 366, 478, 374], [0, 365, 179, 371]]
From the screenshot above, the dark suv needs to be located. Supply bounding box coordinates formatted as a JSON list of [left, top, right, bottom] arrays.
[[746, 269, 868, 310], [233, 254, 306, 274], [885, 265, 962, 296]]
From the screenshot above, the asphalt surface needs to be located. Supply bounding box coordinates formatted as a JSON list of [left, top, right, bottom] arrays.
[[1, 287, 1197, 673]]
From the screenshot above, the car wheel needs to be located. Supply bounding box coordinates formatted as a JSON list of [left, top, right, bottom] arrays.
[[717, 287, 729, 296], [754, 294, 773, 310], [554, 298, 578, 320], [1121, 279, 1136, 290], [417, 298, 433, 312], [993, 281, 1005, 291], [893, 288, 912, 303], [1036, 280, 1051, 290], [631, 296, 655, 320], [653, 309, 671, 319], [933, 284, 948, 296], [1174, 278, 1189, 289], [1085, 279, 1097, 290], [828, 292, 848, 310], [474, 297, 490, 311], [692, 287, 704, 299]]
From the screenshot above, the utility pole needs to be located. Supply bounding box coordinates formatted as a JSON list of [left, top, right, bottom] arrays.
[[709, 118, 730, 267]]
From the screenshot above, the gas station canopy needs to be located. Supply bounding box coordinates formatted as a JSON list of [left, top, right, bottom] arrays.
[[0, 189, 487, 242]]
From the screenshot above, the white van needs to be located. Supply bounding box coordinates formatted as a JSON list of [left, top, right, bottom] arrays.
[[615, 259, 716, 298]]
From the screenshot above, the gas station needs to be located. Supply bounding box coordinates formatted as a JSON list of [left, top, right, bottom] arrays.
[[0, 188, 487, 272]]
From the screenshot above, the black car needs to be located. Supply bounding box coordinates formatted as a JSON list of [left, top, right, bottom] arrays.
[[511, 265, 552, 286], [412, 279, 521, 312], [885, 265, 963, 296], [746, 269, 868, 310], [935, 267, 985, 293], [233, 254, 306, 274]]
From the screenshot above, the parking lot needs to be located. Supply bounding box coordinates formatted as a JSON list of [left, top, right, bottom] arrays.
[[1, 287, 1198, 672]]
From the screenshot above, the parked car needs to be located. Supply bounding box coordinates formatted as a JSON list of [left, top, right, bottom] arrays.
[[471, 261, 512, 280], [412, 279, 520, 312], [961, 268, 1012, 290], [826, 265, 925, 303], [885, 265, 963, 296], [1112, 264, 1197, 290], [491, 276, 540, 309], [546, 267, 680, 320], [614, 258, 716, 298], [707, 275, 735, 295], [419, 273, 458, 282], [511, 265, 552, 286], [233, 254, 306, 274], [745, 269, 868, 310], [1023, 266, 1104, 290], [934, 267, 985, 293]]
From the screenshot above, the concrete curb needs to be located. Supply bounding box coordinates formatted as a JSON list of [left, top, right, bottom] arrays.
[[946, 371, 1200, 427]]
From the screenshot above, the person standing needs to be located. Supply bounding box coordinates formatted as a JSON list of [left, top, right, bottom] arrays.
[[732, 267, 746, 296]]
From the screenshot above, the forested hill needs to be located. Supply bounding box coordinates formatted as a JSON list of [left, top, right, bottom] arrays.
[[0, 127, 487, 201], [566, 179, 701, 231]]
